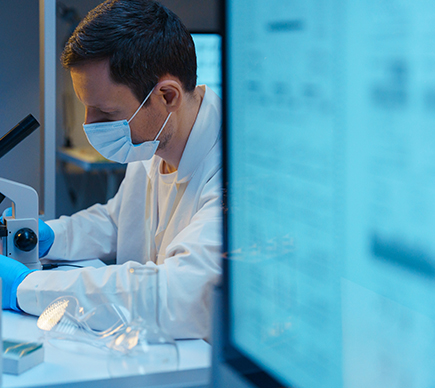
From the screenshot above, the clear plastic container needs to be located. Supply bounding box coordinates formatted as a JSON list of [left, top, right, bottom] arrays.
[[37, 295, 128, 355], [107, 266, 179, 377]]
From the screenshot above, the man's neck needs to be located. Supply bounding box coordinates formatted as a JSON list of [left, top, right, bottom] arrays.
[[159, 85, 205, 173], [161, 160, 177, 174]]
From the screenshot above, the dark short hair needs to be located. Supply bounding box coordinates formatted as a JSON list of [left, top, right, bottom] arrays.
[[61, 0, 197, 102]]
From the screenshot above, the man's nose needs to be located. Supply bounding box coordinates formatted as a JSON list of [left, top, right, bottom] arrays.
[[83, 108, 91, 125], [84, 108, 98, 125]]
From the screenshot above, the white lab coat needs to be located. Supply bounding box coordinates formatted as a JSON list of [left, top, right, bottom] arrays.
[[17, 86, 223, 339]]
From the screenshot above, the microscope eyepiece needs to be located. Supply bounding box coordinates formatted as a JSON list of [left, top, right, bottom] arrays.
[[0, 114, 40, 159]]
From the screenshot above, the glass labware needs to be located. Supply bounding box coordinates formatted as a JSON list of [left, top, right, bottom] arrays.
[[107, 266, 179, 377], [37, 295, 128, 354]]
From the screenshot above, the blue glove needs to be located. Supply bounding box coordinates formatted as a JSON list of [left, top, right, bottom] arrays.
[[0, 255, 35, 311], [2, 208, 54, 258], [38, 219, 55, 257]]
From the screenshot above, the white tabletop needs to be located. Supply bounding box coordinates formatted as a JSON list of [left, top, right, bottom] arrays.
[[2, 283, 211, 387]]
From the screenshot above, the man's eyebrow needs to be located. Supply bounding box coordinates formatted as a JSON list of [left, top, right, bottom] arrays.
[[89, 105, 118, 113]]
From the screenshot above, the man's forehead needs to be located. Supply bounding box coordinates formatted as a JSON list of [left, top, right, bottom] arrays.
[[70, 60, 134, 108], [70, 60, 111, 88]]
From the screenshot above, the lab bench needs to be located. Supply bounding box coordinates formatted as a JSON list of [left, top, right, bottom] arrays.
[[2, 310, 211, 388], [2, 259, 211, 387]]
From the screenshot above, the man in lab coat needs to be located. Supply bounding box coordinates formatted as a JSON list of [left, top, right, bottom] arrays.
[[0, 0, 222, 340]]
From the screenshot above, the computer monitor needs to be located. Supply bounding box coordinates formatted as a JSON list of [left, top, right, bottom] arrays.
[[191, 33, 222, 98], [218, 1, 435, 387]]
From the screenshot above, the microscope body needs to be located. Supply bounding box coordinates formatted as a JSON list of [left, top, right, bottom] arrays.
[[0, 177, 40, 270]]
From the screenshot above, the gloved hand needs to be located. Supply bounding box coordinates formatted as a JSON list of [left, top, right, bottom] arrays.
[[2, 208, 54, 258], [38, 219, 55, 257], [0, 254, 35, 311]]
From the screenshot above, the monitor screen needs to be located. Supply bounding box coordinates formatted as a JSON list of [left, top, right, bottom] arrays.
[[192, 33, 222, 97], [224, 1, 435, 387]]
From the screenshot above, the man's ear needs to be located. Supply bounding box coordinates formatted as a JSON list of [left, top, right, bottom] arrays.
[[154, 79, 182, 112]]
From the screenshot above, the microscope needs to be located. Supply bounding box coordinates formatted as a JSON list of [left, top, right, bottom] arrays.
[[0, 115, 41, 270]]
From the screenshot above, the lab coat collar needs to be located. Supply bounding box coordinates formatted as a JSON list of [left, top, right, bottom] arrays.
[[141, 86, 222, 183]]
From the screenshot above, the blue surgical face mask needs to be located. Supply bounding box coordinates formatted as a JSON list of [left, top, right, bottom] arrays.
[[83, 87, 172, 164]]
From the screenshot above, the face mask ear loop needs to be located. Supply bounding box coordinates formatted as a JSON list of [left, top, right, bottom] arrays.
[[153, 112, 172, 141], [128, 87, 155, 124]]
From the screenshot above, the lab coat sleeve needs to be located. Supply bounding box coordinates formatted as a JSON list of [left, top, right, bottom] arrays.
[[17, 172, 223, 339], [17, 260, 148, 319], [157, 172, 223, 339], [43, 178, 125, 262]]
